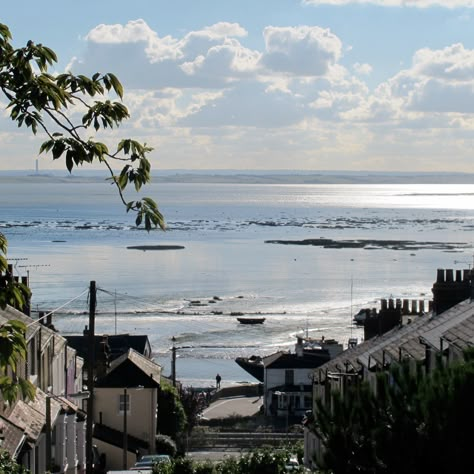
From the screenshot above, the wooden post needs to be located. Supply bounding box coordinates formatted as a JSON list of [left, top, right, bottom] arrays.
[[86, 281, 96, 474], [123, 388, 128, 469]]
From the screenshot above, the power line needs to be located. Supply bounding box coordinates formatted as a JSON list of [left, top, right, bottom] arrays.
[[27, 288, 89, 328]]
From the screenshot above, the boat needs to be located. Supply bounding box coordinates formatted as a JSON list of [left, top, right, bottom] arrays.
[[235, 355, 264, 382], [237, 317, 265, 324]]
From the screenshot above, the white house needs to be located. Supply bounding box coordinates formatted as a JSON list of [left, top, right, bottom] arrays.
[[263, 337, 333, 419]]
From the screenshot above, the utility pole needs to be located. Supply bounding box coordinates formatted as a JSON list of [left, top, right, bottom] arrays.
[[86, 281, 96, 474], [123, 387, 128, 469], [46, 394, 51, 472], [171, 336, 176, 387]]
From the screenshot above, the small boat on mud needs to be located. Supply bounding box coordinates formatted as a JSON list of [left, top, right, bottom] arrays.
[[235, 355, 265, 382], [237, 317, 266, 324]]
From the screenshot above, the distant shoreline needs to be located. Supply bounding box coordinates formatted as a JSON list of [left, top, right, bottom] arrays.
[[1, 171, 474, 185]]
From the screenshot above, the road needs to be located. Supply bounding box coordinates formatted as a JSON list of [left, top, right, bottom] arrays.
[[201, 395, 263, 419]]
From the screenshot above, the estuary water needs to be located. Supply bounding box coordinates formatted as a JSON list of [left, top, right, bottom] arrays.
[[1, 177, 474, 387]]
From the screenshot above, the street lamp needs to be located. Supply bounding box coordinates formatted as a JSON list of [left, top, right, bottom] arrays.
[[275, 391, 289, 441]]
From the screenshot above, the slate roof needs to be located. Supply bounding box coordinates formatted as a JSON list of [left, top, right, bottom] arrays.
[[95, 349, 161, 388], [65, 334, 151, 362], [265, 352, 330, 370], [0, 415, 27, 458], [0, 305, 67, 357], [0, 305, 40, 342], [7, 389, 61, 442], [315, 298, 474, 381]]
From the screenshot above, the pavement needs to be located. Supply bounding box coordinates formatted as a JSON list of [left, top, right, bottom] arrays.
[[201, 395, 263, 419]]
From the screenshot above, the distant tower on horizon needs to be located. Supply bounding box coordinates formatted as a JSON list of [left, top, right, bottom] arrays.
[[35, 158, 39, 174]]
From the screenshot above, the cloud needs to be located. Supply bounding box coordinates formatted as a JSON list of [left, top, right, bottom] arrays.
[[260, 26, 342, 76], [412, 43, 474, 81], [5, 18, 474, 172], [386, 43, 474, 114], [70, 20, 259, 90], [302, 0, 474, 8], [353, 62, 373, 75]]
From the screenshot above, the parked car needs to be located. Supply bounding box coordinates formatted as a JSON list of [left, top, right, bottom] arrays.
[[284, 456, 300, 472], [131, 454, 171, 470]]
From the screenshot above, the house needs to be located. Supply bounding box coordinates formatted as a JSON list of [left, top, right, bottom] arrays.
[[0, 303, 86, 473], [93, 349, 161, 471], [263, 337, 335, 418], [303, 268, 474, 469]]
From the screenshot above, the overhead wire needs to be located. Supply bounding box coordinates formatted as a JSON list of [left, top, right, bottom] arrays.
[[27, 288, 90, 328]]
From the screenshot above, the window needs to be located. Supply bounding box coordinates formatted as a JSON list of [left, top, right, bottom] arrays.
[[285, 369, 294, 385], [119, 393, 130, 414]]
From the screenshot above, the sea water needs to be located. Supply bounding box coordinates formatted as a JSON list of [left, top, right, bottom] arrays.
[[1, 178, 474, 387]]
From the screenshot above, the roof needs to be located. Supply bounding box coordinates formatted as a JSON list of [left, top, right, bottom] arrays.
[[0, 415, 27, 459], [95, 349, 161, 389], [315, 298, 474, 380], [65, 334, 151, 362], [265, 352, 330, 370], [0, 305, 40, 342], [7, 389, 62, 442], [0, 305, 68, 358]]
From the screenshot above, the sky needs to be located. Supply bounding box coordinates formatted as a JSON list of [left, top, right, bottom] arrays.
[[1, 0, 474, 172]]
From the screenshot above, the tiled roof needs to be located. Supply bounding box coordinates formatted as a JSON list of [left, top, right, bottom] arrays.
[[0, 415, 26, 458]]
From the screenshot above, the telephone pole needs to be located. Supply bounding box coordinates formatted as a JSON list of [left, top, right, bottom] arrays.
[[86, 281, 96, 474]]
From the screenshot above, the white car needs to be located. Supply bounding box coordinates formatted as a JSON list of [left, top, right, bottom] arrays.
[[285, 456, 300, 471]]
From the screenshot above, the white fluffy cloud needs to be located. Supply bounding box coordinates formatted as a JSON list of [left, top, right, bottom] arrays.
[[261, 26, 342, 76], [386, 43, 474, 114]]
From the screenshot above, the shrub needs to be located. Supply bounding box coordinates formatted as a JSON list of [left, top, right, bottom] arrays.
[[155, 434, 177, 457], [194, 460, 217, 474], [173, 457, 195, 474]]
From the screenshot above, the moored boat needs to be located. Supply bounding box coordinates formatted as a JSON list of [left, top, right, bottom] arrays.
[[235, 355, 264, 382], [237, 317, 266, 324]]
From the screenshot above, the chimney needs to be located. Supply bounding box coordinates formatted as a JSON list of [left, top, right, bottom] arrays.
[[295, 336, 304, 357], [432, 268, 471, 315]]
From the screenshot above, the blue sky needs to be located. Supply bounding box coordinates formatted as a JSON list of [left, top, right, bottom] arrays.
[[1, 0, 474, 172]]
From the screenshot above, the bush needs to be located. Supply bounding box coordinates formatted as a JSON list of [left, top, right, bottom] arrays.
[[194, 460, 217, 474], [172, 457, 195, 474], [155, 434, 177, 457], [0, 450, 29, 474]]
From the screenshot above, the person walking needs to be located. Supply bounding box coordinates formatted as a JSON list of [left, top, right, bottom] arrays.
[[215, 373, 222, 389]]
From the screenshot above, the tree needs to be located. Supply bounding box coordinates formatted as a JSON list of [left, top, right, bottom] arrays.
[[0, 21, 164, 402], [0, 23, 164, 231], [157, 381, 187, 438], [311, 352, 474, 473]]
